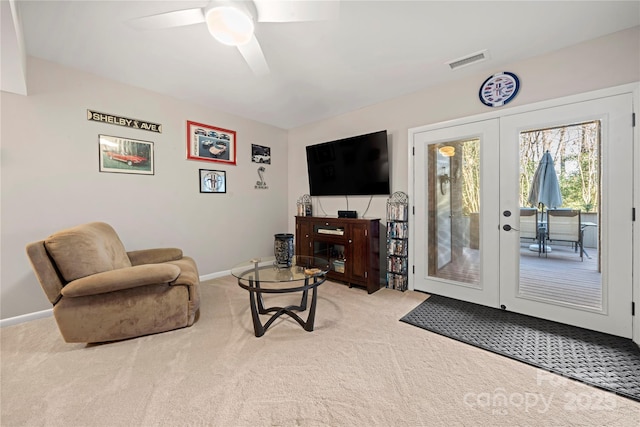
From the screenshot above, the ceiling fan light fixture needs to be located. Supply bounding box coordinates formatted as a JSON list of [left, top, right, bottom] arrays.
[[205, 6, 254, 46]]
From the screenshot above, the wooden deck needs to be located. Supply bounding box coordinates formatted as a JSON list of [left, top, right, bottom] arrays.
[[434, 243, 601, 309], [519, 243, 601, 309]]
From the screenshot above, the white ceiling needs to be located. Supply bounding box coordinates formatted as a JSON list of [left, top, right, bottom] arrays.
[[12, 0, 640, 129]]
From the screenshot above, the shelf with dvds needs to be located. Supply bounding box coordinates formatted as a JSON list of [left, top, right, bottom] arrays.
[[386, 191, 409, 291]]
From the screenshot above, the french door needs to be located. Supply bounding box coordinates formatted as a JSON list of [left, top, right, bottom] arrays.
[[413, 119, 500, 308], [412, 93, 634, 337]]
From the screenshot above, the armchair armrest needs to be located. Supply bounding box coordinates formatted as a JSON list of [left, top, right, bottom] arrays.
[[127, 248, 183, 266], [61, 264, 181, 297]]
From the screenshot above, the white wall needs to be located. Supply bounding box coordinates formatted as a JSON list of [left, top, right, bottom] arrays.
[[1, 57, 288, 319], [287, 26, 640, 344], [287, 26, 640, 231], [2, 27, 639, 322]]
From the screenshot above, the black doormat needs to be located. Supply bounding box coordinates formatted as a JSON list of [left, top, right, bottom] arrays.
[[400, 294, 640, 402]]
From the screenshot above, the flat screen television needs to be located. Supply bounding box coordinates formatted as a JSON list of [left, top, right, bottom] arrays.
[[305, 130, 390, 196]]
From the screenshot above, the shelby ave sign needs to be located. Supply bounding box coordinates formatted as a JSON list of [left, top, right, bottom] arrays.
[[87, 110, 162, 133]]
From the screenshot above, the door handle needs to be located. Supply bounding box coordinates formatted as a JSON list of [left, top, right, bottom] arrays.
[[503, 224, 519, 231]]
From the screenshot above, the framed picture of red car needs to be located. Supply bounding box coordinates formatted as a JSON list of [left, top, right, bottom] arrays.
[[187, 120, 236, 165], [99, 135, 154, 175]]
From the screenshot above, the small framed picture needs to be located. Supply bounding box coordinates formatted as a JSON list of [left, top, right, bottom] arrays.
[[187, 120, 236, 165], [251, 144, 271, 164], [99, 135, 154, 175], [199, 169, 226, 193]]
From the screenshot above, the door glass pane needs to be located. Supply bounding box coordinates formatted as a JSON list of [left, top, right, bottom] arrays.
[[427, 139, 480, 286], [518, 121, 602, 309]]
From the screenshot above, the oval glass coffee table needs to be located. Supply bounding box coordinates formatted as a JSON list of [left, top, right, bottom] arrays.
[[231, 256, 330, 337]]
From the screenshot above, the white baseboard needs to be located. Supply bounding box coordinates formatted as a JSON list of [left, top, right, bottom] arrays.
[[199, 270, 231, 282], [1, 272, 230, 327], [1, 308, 53, 328]]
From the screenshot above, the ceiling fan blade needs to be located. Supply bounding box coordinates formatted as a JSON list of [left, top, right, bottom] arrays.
[[253, 0, 340, 22], [237, 35, 270, 76], [127, 8, 205, 30]]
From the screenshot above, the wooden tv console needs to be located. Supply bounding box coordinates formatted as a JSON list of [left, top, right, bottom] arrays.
[[295, 216, 380, 293]]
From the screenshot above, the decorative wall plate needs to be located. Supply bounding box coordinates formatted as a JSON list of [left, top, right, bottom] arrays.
[[479, 72, 520, 107]]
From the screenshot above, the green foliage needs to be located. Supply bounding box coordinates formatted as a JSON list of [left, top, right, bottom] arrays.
[[519, 121, 599, 213], [453, 121, 599, 216], [461, 140, 480, 216]]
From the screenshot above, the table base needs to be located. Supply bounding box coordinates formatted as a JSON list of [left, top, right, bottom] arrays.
[[245, 276, 321, 337]]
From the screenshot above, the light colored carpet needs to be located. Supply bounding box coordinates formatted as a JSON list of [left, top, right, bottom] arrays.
[[1, 276, 639, 426]]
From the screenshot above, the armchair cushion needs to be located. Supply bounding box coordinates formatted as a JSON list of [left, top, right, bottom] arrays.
[[127, 248, 183, 266], [165, 257, 199, 286], [44, 222, 131, 282], [61, 264, 181, 297]]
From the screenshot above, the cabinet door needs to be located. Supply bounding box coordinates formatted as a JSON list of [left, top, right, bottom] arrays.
[[348, 222, 370, 283], [295, 219, 312, 257]]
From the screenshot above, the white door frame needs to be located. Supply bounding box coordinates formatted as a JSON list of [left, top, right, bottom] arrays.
[[412, 119, 500, 308], [408, 82, 640, 344]]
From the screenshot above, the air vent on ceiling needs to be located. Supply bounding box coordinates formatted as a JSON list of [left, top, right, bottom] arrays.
[[447, 50, 490, 70]]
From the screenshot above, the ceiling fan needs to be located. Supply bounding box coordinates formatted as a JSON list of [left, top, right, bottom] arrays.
[[128, 0, 340, 76]]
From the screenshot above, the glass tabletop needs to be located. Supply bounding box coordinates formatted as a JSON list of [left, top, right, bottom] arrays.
[[231, 255, 330, 283]]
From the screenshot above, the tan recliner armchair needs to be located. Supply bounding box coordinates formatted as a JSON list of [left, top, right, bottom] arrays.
[[26, 222, 201, 343]]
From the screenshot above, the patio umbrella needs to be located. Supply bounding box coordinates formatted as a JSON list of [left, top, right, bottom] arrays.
[[528, 150, 562, 209]]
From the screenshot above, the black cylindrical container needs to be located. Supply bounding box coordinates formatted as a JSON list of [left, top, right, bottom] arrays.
[[274, 233, 294, 267]]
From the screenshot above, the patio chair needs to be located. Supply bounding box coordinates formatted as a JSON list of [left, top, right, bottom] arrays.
[[520, 207, 543, 255], [545, 209, 583, 261], [519, 208, 539, 241]]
